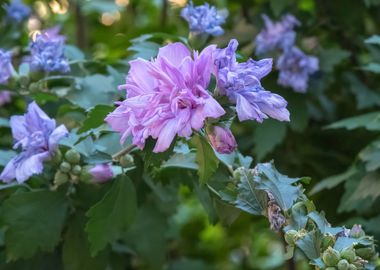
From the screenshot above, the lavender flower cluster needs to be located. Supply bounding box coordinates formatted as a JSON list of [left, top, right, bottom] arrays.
[[255, 14, 319, 93], [181, 1, 228, 37], [4, 0, 30, 23]]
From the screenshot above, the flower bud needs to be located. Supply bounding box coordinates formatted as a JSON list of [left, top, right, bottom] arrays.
[[326, 267, 337, 270], [349, 225, 365, 238], [71, 165, 82, 176], [89, 163, 113, 183], [340, 247, 356, 263], [284, 230, 298, 245], [207, 126, 237, 154], [355, 247, 375, 260], [292, 201, 307, 215], [65, 149, 81, 164], [322, 233, 336, 250], [54, 171, 69, 185], [337, 259, 350, 270], [322, 247, 341, 266], [348, 264, 357, 270], [51, 149, 62, 164], [19, 75, 30, 87], [120, 154, 134, 168], [60, 161, 71, 173]]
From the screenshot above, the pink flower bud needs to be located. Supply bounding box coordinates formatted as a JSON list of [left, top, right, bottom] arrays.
[[89, 163, 113, 183], [207, 126, 237, 154]]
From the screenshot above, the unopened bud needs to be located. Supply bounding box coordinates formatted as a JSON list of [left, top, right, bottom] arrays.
[[29, 82, 39, 92], [233, 167, 244, 181], [71, 165, 82, 176], [326, 267, 337, 270], [355, 247, 375, 260], [322, 233, 336, 250], [19, 75, 30, 87], [65, 149, 81, 164], [292, 201, 307, 215], [207, 125, 237, 154], [341, 247, 356, 263], [349, 225, 365, 238], [51, 149, 62, 164], [60, 161, 71, 173], [337, 259, 350, 270], [323, 247, 341, 266], [348, 264, 357, 270], [120, 154, 134, 168], [284, 230, 298, 245], [54, 171, 69, 185]]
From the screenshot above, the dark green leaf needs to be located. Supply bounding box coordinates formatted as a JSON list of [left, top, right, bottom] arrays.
[[78, 105, 114, 133], [85, 175, 137, 256], [325, 112, 380, 131], [3, 191, 68, 261], [295, 230, 322, 260], [190, 134, 219, 184], [319, 48, 351, 72]]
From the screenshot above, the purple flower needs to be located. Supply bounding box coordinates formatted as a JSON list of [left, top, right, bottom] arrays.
[[214, 39, 290, 122], [0, 102, 68, 183], [5, 0, 31, 23], [89, 164, 113, 183], [28, 27, 70, 73], [255, 14, 300, 55], [207, 125, 237, 154], [0, 49, 13, 84], [181, 2, 228, 36], [276, 46, 319, 93], [0, 91, 12, 106], [106, 42, 225, 153]]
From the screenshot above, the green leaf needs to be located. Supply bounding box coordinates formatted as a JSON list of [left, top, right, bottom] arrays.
[[344, 73, 380, 109], [295, 230, 322, 260], [190, 134, 219, 184], [161, 153, 198, 170], [253, 120, 287, 161], [63, 214, 109, 270], [361, 62, 380, 73], [78, 105, 114, 133], [2, 190, 68, 261], [128, 41, 160, 60], [365, 35, 380, 45], [359, 140, 380, 171], [310, 166, 357, 195], [319, 48, 351, 72], [0, 117, 9, 127], [325, 112, 380, 131], [85, 175, 137, 256], [65, 45, 85, 61], [307, 211, 343, 234], [67, 75, 117, 110], [234, 168, 268, 215], [345, 172, 380, 204], [253, 162, 303, 210]]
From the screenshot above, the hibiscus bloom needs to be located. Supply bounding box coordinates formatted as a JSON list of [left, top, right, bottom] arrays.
[[106, 42, 225, 153]]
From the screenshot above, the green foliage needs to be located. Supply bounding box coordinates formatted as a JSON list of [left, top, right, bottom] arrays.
[[2, 191, 68, 261], [85, 175, 137, 255]]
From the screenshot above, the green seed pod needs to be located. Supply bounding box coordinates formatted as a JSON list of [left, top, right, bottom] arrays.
[[326, 267, 337, 270], [119, 154, 134, 168], [348, 264, 357, 270], [71, 165, 82, 176], [322, 233, 336, 250], [284, 230, 298, 245], [65, 149, 81, 164], [322, 247, 341, 266], [51, 149, 62, 164], [355, 247, 375, 260], [54, 171, 69, 185], [341, 247, 356, 263], [337, 259, 350, 270], [60, 162, 71, 173]]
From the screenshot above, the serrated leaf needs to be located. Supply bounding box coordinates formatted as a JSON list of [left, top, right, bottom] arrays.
[[295, 230, 322, 260], [3, 191, 68, 261], [359, 140, 380, 171], [85, 175, 137, 256], [253, 120, 287, 161], [190, 134, 219, 184], [361, 62, 380, 73], [234, 169, 268, 215], [253, 162, 303, 210], [344, 73, 380, 109], [63, 214, 109, 270], [307, 211, 343, 234], [326, 112, 380, 131], [78, 105, 114, 133], [346, 172, 380, 203]]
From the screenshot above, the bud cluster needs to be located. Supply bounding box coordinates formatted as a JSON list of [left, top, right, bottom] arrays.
[[52, 149, 85, 188]]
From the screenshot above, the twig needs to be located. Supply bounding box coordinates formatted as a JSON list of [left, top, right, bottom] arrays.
[[112, 145, 136, 160]]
